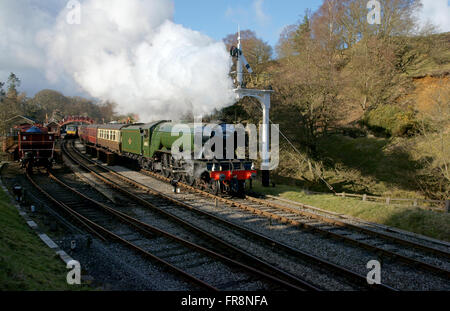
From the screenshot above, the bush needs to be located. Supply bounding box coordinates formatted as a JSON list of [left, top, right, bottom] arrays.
[[364, 105, 418, 137]]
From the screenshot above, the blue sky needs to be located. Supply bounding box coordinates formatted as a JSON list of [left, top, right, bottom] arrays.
[[173, 0, 323, 48]]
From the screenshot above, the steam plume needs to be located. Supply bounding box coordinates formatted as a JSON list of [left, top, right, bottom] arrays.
[[38, 0, 235, 121]]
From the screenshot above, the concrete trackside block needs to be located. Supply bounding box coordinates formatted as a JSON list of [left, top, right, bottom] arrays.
[[39, 233, 59, 249], [27, 220, 38, 229], [56, 250, 73, 264]]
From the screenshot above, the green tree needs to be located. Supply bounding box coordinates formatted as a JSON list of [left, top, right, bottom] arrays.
[[276, 11, 312, 58], [6, 73, 20, 100]]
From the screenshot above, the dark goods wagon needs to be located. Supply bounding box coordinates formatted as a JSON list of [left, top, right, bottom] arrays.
[[18, 126, 55, 171]]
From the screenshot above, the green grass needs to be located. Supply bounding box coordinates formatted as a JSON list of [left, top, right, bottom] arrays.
[[253, 181, 450, 242], [0, 186, 81, 290]]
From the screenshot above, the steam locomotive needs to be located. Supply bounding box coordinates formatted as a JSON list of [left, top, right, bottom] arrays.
[[79, 121, 256, 196]]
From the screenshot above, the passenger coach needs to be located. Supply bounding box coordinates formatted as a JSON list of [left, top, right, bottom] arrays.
[[97, 124, 128, 153], [79, 124, 98, 145]]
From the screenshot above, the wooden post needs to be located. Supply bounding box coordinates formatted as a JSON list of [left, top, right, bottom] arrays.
[[342, 192, 346, 198], [362, 194, 367, 202], [386, 197, 391, 205], [413, 200, 418, 207]]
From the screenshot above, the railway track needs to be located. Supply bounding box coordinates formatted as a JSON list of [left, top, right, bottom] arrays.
[[27, 169, 318, 291], [243, 196, 450, 267], [139, 170, 450, 280], [60, 141, 329, 291], [65, 141, 398, 291]]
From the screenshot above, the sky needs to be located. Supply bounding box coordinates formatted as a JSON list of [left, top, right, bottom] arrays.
[[0, 0, 449, 99], [173, 0, 323, 47]]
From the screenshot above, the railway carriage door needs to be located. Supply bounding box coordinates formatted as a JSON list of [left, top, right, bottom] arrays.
[[142, 129, 150, 157], [139, 128, 144, 156]]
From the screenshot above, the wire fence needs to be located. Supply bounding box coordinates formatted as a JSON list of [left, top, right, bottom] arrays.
[[302, 189, 449, 213]]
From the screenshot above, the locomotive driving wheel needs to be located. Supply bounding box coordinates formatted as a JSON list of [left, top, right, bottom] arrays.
[[210, 180, 221, 195], [161, 154, 171, 178], [172, 159, 183, 182], [182, 162, 196, 186], [183, 174, 196, 186]]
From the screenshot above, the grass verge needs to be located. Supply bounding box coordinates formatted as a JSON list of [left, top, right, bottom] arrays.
[[252, 181, 450, 242], [0, 185, 80, 290]]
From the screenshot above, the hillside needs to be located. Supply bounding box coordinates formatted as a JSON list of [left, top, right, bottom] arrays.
[[252, 30, 450, 201], [406, 32, 450, 78]]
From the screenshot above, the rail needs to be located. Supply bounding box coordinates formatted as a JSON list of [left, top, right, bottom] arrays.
[[67, 141, 450, 287], [67, 143, 401, 290], [63, 141, 319, 291]]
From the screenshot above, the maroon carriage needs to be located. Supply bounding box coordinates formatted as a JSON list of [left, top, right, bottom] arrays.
[[79, 124, 98, 145], [18, 126, 55, 171]]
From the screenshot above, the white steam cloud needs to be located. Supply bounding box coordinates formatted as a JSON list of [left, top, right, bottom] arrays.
[[37, 0, 235, 121]]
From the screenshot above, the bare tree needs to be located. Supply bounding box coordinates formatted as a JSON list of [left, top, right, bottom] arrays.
[[223, 30, 273, 72], [415, 76, 450, 198]]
